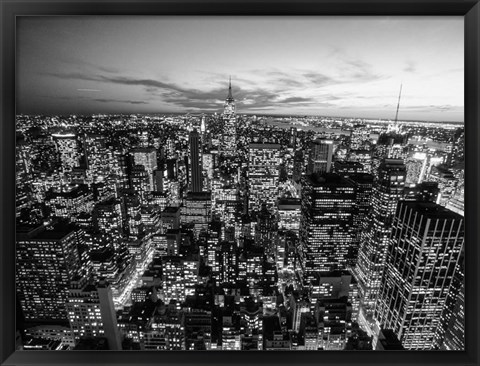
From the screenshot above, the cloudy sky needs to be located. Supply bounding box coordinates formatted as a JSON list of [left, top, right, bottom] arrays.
[[17, 16, 464, 122]]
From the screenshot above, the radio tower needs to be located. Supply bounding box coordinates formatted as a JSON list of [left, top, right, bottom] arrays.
[[393, 83, 402, 133]]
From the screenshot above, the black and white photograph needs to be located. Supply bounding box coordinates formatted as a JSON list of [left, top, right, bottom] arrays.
[[14, 16, 465, 352]]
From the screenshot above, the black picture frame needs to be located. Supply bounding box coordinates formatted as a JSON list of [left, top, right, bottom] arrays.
[[1, 1, 479, 366]]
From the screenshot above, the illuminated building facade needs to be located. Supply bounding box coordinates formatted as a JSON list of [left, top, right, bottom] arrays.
[[188, 129, 203, 192], [374, 202, 464, 350], [52, 133, 81, 171], [16, 225, 81, 321], [221, 79, 237, 156], [307, 138, 334, 175], [300, 174, 356, 280], [354, 159, 406, 315], [66, 278, 122, 350], [248, 143, 282, 213], [132, 147, 157, 191]]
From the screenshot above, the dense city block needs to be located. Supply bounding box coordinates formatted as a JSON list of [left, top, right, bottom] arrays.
[[15, 84, 465, 351]]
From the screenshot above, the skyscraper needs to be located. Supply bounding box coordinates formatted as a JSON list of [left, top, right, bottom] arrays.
[[221, 78, 237, 156], [16, 225, 81, 322], [354, 159, 406, 317], [299, 173, 356, 281], [345, 173, 374, 266], [131, 147, 158, 191], [52, 133, 81, 171], [182, 192, 212, 237], [189, 129, 203, 193], [248, 143, 281, 213], [307, 139, 334, 175], [66, 278, 122, 350], [374, 201, 464, 350]]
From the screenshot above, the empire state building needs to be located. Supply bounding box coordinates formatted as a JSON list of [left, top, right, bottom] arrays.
[[221, 77, 237, 156]]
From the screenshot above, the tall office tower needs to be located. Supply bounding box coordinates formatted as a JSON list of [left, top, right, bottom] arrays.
[[255, 203, 277, 259], [299, 173, 356, 281], [375, 202, 464, 350], [182, 192, 212, 237], [354, 159, 406, 317], [130, 165, 151, 202], [92, 198, 124, 250], [345, 173, 374, 266], [83, 134, 119, 185], [292, 150, 304, 183], [66, 278, 122, 350], [189, 129, 203, 193], [307, 139, 334, 175], [52, 133, 81, 171], [435, 249, 465, 349], [131, 147, 157, 191], [440, 281, 465, 350], [248, 143, 282, 213], [221, 78, 237, 156], [16, 225, 81, 322]]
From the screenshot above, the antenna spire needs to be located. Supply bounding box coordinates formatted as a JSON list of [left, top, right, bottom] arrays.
[[394, 83, 403, 126], [227, 76, 233, 100]]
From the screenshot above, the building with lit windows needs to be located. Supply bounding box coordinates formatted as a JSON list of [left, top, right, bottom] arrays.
[[66, 278, 122, 350], [277, 198, 301, 233], [182, 192, 212, 237], [354, 159, 406, 316], [345, 173, 374, 266], [16, 225, 81, 322], [440, 282, 465, 350], [52, 133, 81, 171], [300, 173, 356, 280], [44, 184, 94, 221], [189, 129, 203, 193], [307, 138, 334, 175], [84, 134, 120, 185], [131, 147, 157, 191], [374, 201, 464, 350], [248, 143, 282, 213], [221, 78, 237, 156]]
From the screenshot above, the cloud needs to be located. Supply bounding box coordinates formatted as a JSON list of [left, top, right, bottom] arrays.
[[302, 72, 334, 85], [341, 60, 384, 83], [93, 98, 148, 105], [278, 96, 315, 104]]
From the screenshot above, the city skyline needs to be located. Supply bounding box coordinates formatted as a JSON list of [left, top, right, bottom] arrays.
[[17, 16, 464, 122]]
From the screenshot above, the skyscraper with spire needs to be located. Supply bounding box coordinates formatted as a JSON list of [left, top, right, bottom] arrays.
[[221, 77, 237, 156]]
